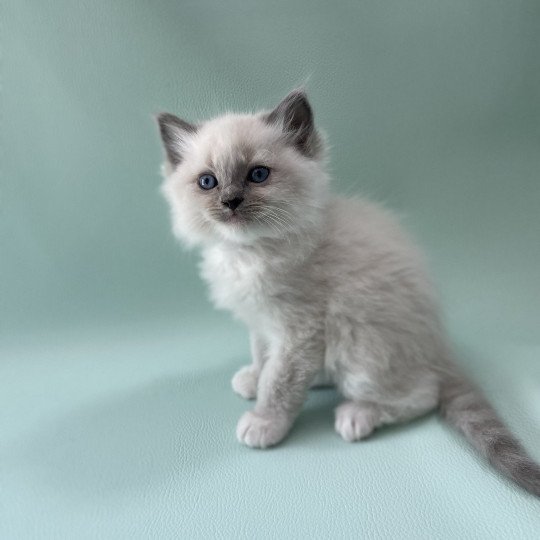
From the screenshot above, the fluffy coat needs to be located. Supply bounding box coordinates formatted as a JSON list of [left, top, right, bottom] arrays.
[[157, 90, 540, 497]]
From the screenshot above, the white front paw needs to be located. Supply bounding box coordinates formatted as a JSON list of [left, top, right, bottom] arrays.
[[236, 410, 290, 448], [231, 365, 259, 399]]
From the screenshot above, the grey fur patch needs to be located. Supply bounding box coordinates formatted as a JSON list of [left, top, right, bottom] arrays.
[[156, 112, 197, 166], [265, 89, 323, 158]]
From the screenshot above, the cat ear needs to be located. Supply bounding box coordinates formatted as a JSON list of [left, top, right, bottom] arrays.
[[265, 89, 321, 157], [156, 112, 197, 166]]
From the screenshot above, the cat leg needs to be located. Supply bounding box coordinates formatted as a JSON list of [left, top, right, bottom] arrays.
[[236, 331, 324, 448], [231, 332, 268, 399], [334, 393, 438, 442], [334, 401, 381, 442]]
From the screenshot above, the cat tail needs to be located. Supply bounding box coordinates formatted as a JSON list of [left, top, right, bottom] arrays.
[[439, 372, 540, 497]]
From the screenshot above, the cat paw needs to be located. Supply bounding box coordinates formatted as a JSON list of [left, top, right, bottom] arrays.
[[231, 365, 259, 400], [236, 410, 290, 448], [334, 401, 378, 442]]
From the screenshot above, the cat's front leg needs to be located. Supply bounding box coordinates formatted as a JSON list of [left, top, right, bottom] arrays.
[[231, 332, 268, 400], [236, 331, 324, 448]]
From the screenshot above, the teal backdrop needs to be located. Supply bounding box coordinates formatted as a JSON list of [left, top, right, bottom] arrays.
[[1, 1, 539, 538]]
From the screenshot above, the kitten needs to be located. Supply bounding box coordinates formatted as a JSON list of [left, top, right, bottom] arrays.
[[157, 89, 540, 497]]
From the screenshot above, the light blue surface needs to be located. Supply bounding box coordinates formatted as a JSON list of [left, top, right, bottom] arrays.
[[1, 0, 540, 537], [2, 321, 540, 538]]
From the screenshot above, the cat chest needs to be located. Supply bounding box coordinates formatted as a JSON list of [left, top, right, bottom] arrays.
[[200, 250, 274, 323]]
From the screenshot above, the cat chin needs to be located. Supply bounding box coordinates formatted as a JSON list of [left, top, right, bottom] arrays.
[[212, 219, 285, 245], [171, 216, 272, 247], [214, 222, 266, 244]]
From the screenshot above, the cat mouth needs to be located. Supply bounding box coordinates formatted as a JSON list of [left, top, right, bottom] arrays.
[[219, 211, 248, 226]]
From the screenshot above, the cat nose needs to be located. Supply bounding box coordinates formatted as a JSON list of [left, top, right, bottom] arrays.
[[222, 197, 244, 211]]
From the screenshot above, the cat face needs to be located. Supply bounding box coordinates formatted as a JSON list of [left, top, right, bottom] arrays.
[[158, 90, 329, 245]]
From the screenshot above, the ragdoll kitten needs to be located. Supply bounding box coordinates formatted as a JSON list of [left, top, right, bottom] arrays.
[[157, 89, 540, 496]]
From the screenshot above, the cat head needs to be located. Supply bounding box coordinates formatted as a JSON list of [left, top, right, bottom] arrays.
[[157, 90, 329, 246]]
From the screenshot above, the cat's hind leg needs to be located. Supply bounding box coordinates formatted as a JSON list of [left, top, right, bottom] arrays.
[[334, 401, 379, 441], [334, 390, 438, 442]]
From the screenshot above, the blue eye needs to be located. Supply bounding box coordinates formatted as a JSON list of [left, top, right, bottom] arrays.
[[249, 166, 270, 183], [198, 174, 218, 190]]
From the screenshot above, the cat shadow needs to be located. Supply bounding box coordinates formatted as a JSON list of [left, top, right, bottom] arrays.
[[5, 362, 248, 498], [8, 363, 377, 498], [286, 388, 342, 446], [7, 358, 479, 500]]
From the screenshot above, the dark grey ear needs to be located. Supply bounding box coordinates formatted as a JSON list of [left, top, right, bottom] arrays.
[[156, 112, 197, 166], [265, 89, 321, 157]]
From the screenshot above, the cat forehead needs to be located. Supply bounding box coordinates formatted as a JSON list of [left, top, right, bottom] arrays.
[[190, 114, 281, 165]]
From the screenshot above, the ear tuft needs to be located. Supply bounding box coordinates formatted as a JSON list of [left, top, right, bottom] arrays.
[[265, 89, 322, 158], [156, 113, 197, 166]]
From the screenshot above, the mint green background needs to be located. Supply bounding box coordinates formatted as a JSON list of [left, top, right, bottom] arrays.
[[2, 1, 539, 538]]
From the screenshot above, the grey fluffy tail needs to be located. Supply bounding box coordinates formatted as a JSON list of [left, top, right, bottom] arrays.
[[439, 373, 540, 497]]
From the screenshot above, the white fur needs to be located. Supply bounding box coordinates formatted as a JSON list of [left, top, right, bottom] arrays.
[[160, 103, 448, 448]]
